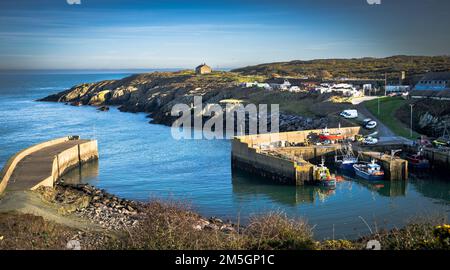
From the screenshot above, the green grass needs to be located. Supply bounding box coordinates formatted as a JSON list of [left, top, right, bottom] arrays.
[[364, 96, 420, 139], [245, 92, 315, 117]]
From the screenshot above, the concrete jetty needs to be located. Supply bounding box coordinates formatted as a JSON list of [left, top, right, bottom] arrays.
[[232, 127, 409, 185], [359, 151, 408, 181], [232, 127, 360, 185], [0, 136, 98, 195]]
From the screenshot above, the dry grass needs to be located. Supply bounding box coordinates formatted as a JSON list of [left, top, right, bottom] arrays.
[[243, 211, 316, 250], [359, 222, 450, 250], [118, 202, 317, 250], [2, 201, 450, 250], [122, 200, 245, 250], [0, 212, 76, 250]]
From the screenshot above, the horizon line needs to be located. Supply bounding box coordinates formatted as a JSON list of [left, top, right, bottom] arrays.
[[1, 54, 449, 73]]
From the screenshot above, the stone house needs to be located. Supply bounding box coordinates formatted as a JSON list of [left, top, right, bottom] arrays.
[[195, 63, 212, 75]]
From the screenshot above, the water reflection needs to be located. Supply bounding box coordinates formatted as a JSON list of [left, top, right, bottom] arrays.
[[61, 160, 99, 185], [409, 174, 450, 204], [232, 168, 412, 207], [232, 170, 336, 206], [345, 177, 407, 197]]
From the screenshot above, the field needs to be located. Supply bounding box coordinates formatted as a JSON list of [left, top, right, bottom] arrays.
[[364, 97, 420, 139]]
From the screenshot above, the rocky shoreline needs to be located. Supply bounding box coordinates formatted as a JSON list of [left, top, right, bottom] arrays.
[[36, 180, 237, 234], [2, 179, 449, 250], [39, 71, 332, 132]]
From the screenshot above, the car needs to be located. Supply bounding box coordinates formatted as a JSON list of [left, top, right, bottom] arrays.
[[363, 118, 372, 125], [340, 109, 358, 119], [433, 138, 450, 148], [365, 121, 377, 130], [363, 137, 379, 145]]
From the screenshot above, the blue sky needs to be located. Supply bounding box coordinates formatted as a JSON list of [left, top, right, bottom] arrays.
[[1, 0, 449, 70]]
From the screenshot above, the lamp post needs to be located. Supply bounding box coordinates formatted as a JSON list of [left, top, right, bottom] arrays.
[[409, 104, 414, 138]]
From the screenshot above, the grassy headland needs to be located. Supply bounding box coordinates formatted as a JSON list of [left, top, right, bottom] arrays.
[[364, 97, 420, 139], [232, 55, 450, 81]]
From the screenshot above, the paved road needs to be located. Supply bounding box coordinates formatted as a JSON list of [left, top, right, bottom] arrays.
[[6, 140, 89, 191], [356, 103, 413, 145]]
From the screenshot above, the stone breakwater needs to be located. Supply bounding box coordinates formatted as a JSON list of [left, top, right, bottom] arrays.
[[37, 180, 237, 233], [38, 180, 141, 231], [279, 114, 328, 132]]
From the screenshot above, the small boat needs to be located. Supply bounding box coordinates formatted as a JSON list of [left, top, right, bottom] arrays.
[[353, 160, 385, 181], [335, 143, 358, 171], [319, 127, 344, 142], [406, 153, 430, 169], [313, 160, 337, 188]]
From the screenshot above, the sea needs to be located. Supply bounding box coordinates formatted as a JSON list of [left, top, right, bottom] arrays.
[[0, 70, 449, 240]]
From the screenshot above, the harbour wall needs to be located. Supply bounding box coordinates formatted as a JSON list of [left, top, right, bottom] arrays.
[[232, 127, 361, 185], [0, 137, 98, 195]]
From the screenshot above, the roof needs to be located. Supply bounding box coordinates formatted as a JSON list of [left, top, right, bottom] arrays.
[[411, 89, 450, 98], [196, 63, 210, 69], [419, 71, 450, 81]]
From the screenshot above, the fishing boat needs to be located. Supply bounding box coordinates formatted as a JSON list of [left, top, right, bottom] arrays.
[[319, 126, 344, 142], [406, 152, 430, 169], [313, 160, 337, 188], [353, 160, 385, 181], [334, 143, 358, 171]]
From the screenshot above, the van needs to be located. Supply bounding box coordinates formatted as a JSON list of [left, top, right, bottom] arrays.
[[340, 109, 358, 119]]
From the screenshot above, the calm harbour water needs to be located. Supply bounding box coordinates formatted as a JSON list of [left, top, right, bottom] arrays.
[[0, 71, 449, 240]]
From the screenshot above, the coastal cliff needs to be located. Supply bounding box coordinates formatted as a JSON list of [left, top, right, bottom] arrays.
[[40, 71, 248, 126], [40, 71, 336, 131]]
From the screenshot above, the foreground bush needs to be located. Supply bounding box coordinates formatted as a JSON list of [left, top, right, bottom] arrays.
[[122, 201, 244, 250], [358, 222, 450, 250], [1, 201, 449, 250], [243, 212, 316, 250]]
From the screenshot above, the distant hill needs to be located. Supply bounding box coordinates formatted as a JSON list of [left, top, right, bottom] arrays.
[[232, 56, 450, 81]]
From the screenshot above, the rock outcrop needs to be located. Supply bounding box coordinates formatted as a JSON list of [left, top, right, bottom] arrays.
[[40, 71, 330, 132]]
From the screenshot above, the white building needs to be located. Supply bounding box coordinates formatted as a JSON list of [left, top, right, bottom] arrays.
[[386, 85, 410, 94], [315, 83, 363, 97], [363, 84, 372, 91], [269, 79, 291, 90], [288, 86, 301, 92], [240, 81, 272, 90]]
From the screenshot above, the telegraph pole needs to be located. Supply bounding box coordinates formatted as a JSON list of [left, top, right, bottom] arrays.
[[377, 94, 380, 115], [409, 104, 414, 138]]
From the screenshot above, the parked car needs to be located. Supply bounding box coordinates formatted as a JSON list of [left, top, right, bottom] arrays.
[[363, 137, 379, 145], [363, 118, 372, 125], [433, 137, 450, 148], [340, 109, 358, 119], [417, 136, 433, 148], [365, 121, 377, 130]]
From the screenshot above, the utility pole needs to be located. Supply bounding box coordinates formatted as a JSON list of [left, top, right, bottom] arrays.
[[384, 73, 387, 97], [409, 104, 414, 138], [377, 94, 380, 115]]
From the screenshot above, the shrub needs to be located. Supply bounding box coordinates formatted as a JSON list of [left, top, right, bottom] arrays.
[[243, 211, 316, 250]]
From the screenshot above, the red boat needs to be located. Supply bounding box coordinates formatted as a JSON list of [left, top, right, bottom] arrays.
[[319, 127, 344, 141], [406, 153, 430, 169]]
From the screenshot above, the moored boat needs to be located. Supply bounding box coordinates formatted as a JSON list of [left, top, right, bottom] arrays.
[[313, 160, 337, 188], [335, 143, 358, 171], [319, 127, 344, 142], [406, 153, 430, 169], [353, 160, 385, 181]]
